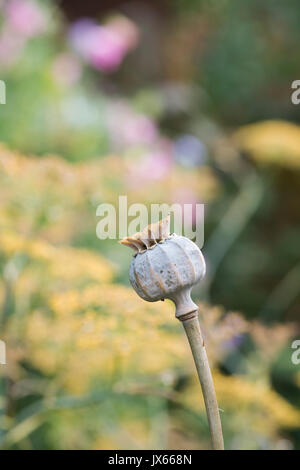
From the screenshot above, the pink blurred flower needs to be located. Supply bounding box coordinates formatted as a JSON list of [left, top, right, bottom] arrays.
[[127, 139, 174, 187], [172, 187, 200, 225], [52, 54, 82, 86], [107, 15, 139, 51], [139, 150, 172, 181], [0, 26, 24, 68], [89, 28, 126, 72], [69, 16, 139, 73], [108, 102, 158, 148], [118, 113, 157, 147], [6, 0, 47, 39]]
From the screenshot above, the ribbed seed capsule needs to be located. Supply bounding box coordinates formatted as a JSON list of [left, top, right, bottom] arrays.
[[129, 234, 205, 318]]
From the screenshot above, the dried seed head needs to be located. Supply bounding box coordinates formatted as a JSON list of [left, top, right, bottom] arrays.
[[121, 217, 205, 319]]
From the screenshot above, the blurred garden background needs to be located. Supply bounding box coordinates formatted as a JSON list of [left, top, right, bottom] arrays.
[[0, 0, 300, 450]]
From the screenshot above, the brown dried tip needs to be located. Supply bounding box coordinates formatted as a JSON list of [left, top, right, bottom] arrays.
[[119, 215, 171, 253]]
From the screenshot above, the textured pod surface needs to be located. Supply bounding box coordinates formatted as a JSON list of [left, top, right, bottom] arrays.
[[129, 235, 206, 303]]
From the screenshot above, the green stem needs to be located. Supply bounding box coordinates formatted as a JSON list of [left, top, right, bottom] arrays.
[[180, 312, 224, 450]]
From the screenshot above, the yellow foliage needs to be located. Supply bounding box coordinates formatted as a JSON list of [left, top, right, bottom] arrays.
[[0, 231, 114, 286], [182, 371, 300, 433], [234, 120, 300, 169], [0, 144, 219, 245], [25, 283, 188, 393]]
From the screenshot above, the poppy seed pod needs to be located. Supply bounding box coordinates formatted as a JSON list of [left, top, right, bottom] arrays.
[[129, 234, 206, 319], [120, 217, 224, 450]]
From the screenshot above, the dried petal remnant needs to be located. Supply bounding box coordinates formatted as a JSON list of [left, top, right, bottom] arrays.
[[120, 216, 170, 253], [147, 216, 170, 243]]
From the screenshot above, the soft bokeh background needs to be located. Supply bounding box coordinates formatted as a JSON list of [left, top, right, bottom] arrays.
[[0, 0, 299, 450]]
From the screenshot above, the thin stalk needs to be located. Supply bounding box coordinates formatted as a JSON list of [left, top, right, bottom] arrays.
[[179, 312, 224, 450]]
